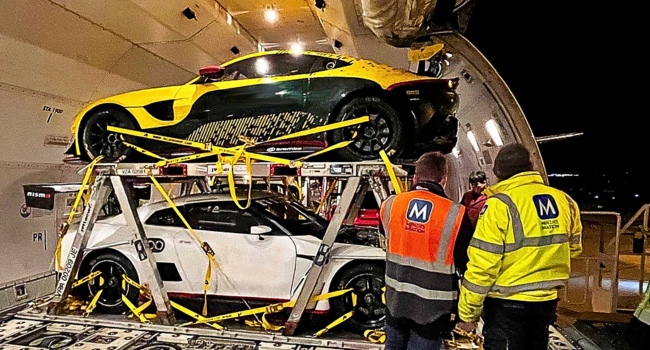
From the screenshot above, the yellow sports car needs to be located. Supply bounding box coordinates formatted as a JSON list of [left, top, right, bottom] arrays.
[[67, 51, 459, 162]]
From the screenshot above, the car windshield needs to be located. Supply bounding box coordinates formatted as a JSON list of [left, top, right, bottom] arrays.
[[253, 196, 328, 238]]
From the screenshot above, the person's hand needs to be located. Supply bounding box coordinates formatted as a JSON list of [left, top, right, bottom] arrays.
[[456, 321, 478, 333]]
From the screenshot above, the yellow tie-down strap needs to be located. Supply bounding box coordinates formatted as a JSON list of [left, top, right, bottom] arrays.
[[365, 330, 386, 344], [71, 271, 102, 289], [171, 301, 223, 330], [379, 150, 404, 194], [107, 115, 369, 169], [111, 116, 371, 213], [183, 288, 354, 327], [55, 155, 104, 270], [122, 294, 152, 324]]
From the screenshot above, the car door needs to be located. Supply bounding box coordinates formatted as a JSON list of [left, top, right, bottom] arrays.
[[170, 54, 318, 146], [171, 201, 297, 301]]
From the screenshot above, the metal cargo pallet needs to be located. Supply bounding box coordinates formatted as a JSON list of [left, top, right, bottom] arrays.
[[5, 311, 383, 350]]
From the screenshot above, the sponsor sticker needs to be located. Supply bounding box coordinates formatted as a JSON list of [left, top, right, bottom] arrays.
[[479, 204, 488, 216]]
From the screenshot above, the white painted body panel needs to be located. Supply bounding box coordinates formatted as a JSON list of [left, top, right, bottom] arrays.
[[58, 196, 385, 311]]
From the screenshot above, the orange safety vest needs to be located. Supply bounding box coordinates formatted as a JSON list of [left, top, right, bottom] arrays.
[[381, 189, 465, 324]]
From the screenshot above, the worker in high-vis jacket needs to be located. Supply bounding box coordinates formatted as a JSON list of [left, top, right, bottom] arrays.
[[458, 144, 583, 350], [381, 152, 474, 350]]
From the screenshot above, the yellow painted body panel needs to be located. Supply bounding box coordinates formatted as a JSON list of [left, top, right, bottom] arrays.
[[71, 50, 435, 156]]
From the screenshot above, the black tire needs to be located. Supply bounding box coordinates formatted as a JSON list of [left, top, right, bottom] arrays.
[[330, 263, 386, 333], [330, 96, 405, 160], [78, 252, 139, 314], [81, 109, 138, 162]]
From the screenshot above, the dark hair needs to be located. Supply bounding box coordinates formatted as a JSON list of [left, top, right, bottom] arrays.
[[469, 171, 487, 184], [415, 152, 448, 182], [493, 144, 534, 180]]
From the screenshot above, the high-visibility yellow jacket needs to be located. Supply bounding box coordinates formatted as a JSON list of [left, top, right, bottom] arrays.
[[634, 280, 650, 326], [458, 171, 582, 321]]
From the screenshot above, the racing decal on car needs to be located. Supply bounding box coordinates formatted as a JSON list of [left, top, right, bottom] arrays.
[[187, 111, 325, 146], [266, 147, 303, 152]]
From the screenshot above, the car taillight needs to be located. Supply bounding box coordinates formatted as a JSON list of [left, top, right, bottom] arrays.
[[270, 164, 300, 176], [161, 164, 187, 176]]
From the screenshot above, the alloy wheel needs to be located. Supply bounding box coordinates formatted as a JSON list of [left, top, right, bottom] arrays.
[[342, 272, 386, 329]]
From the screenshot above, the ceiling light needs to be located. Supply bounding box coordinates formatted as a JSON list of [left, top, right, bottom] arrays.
[[227, 13, 232, 25], [452, 146, 461, 158], [256, 58, 270, 75], [290, 43, 304, 56], [485, 119, 504, 146], [264, 8, 278, 24], [467, 131, 480, 152]]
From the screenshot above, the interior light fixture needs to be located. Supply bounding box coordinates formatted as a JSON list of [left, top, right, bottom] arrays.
[[227, 13, 232, 25], [256, 58, 270, 75], [290, 43, 304, 56], [467, 130, 480, 152], [485, 119, 504, 146], [264, 8, 279, 24], [452, 146, 461, 158], [257, 42, 265, 52]]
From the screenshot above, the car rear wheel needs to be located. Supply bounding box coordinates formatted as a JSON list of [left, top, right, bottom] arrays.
[[82, 109, 137, 162], [78, 252, 139, 314], [330, 263, 386, 333], [330, 97, 405, 160]]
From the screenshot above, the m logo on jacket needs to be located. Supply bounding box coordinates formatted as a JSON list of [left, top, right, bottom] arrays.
[[406, 199, 434, 223]]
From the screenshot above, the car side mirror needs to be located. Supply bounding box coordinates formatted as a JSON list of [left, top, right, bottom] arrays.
[[250, 225, 272, 235], [199, 66, 225, 80]]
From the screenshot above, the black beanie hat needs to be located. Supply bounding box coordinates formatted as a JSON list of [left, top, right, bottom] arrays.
[[493, 144, 533, 179]]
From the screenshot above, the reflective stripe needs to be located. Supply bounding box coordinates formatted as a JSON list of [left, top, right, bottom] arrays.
[[382, 195, 396, 240], [492, 193, 525, 244], [437, 202, 461, 258], [469, 238, 504, 254], [463, 278, 567, 296], [386, 253, 455, 274], [385, 276, 457, 300], [462, 278, 492, 295], [492, 193, 570, 252], [566, 195, 576, 233], [386, 261, 457, 291], [490, 279, 567, 296], [571, 234, 582, 245], [507, 234, 568, 251]]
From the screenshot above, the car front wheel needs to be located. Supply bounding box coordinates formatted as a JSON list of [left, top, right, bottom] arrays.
[[78, 252, 140, 314], [81, 109, 138, 162], [329, 263, 386, 333]]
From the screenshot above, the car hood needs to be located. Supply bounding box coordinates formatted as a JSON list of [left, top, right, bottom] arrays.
[[290, 235, 385, 259]]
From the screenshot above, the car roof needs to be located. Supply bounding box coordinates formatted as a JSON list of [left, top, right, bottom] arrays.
[[137, 190, 277, 217], [221, 50, 358, 67]]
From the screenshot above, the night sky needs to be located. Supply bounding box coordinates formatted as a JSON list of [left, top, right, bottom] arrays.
[[462, 1, 641, 212]]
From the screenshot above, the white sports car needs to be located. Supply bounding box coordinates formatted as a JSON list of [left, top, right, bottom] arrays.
[[58, 191, 386, 332]]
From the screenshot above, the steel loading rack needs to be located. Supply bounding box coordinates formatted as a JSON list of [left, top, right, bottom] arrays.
[[18, 158, 409, 349]]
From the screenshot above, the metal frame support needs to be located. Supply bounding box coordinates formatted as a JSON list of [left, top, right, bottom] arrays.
[[284, 176, 362, 335], [48, 176, 112, 315], [110, 176, 176, 325], [344, 181, 369, 226]]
